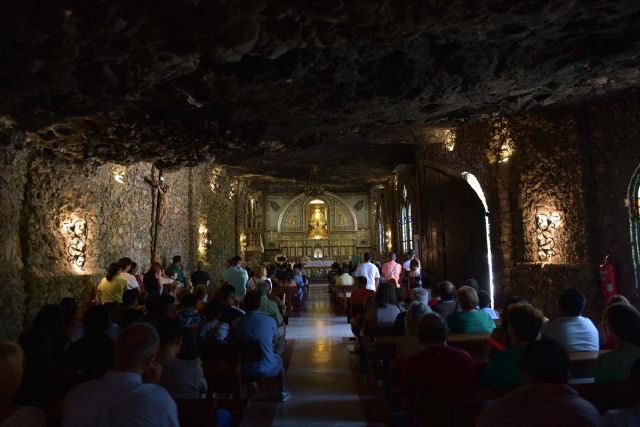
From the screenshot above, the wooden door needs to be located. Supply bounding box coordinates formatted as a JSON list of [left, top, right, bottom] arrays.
[[419, 167, 490, 291]]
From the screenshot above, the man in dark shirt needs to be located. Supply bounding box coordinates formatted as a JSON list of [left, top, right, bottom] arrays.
[[190, 261, 210, 287], [400, 313, 478, 410], [216, 284, 245, 325], [431, 281, 457, 319]]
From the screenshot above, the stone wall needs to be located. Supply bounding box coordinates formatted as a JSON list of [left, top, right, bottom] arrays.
[[587, 97, 640, 300], [0, 146, 248, 340], [0, 147, 30, 340], [409, 114, 597, 314]]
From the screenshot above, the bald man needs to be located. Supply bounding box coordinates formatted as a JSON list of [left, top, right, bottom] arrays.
[[63, 323, 179, 427]]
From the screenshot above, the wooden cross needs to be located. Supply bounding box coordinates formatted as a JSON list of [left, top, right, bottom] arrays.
[[145, 166, 165, 264]]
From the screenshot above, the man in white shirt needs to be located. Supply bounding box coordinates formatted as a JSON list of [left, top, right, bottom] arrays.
[[63, 323, 179, 427], [402, 250, 419, 272], [355, 253, 380, 291], [541, 288, 599, 352], [117, 257, 140, 290]]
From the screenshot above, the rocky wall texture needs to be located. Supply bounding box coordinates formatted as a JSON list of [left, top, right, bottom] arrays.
[[413, 114, 594, 308], [587, 98, 640, 300], [0, 146, 248, 340], [0, 146, 29, 340], [194, 165, 244, 287]]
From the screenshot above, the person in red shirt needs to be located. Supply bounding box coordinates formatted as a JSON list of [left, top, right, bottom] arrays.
[[400, 313, 478, 410], [350, 277, 376, 335]]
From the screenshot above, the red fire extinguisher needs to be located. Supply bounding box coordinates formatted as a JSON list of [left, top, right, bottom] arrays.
[[599, 255, 620, 303]]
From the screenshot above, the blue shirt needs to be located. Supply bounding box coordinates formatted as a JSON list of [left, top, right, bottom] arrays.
[[233, 311, 282, 378], [222, 266, 249, 298], [63, 370, 179, 427]]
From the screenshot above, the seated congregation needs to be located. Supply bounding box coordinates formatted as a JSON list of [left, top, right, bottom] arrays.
[[343, 251, 640, 426], [0, 255, 308, 427]]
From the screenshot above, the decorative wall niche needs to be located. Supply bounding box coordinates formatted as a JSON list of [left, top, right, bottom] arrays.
[[443, 128, 457, 152], [535, 209, 562, 262], [487, 117, 515, 163], [61, 214, 88, 273]]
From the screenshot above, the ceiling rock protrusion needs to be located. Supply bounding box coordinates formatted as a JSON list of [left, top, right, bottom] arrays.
[[0, 0, 639, 184]]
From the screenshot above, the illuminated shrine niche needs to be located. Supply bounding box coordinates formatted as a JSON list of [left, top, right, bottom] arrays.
[[307, 200, 329, 240]]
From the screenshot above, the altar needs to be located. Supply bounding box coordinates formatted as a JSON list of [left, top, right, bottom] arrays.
[[304, 259, 335, 279], [304, 260, 335, 268]]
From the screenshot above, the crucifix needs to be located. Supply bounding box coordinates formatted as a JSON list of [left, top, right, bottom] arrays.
[[145, 166, 166, 264]]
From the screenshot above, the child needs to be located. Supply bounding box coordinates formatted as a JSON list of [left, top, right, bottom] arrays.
[[478, 290, 500, 320]]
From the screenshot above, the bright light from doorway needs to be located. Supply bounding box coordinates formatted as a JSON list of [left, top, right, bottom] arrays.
[[461, 172, 495, 309]]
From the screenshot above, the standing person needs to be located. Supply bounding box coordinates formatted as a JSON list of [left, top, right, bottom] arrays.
[[63, 323, 179, 427], [381, 253, 402, 287], [233, 291, 292, 402], [222, 256, 249, 302], [97, 263, 127, 304], [401, 259, 423, 300], [165, 255, 185, 284], [0, 342, 46, 427], [355, 253, 380, 291], [117, 257, 140, 290], [190, 262, 210, 287], [402, 250, 419, 272]]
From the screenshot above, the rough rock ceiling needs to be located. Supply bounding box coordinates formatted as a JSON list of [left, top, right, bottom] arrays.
[[1, 0, 639, 186]]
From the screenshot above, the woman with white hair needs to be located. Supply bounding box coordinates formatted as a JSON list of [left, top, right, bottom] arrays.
[[396, 297, 432, 362]]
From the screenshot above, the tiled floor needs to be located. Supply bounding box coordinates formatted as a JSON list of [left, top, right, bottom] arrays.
[[271, 284, 368, 426]]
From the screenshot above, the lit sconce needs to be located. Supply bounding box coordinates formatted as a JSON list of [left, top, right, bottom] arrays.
[[198, 224, 210, 256], [487, 117, 516, 164], [108, 163, 127, 184], [535, 210, 562, 261], [228, 179, 238, 200], [443, 128, 456, 152], [239, 232, 247, 256], [209, 167, 223, 193], [61, 215, 88, 272], [385, 228, 393, 252]]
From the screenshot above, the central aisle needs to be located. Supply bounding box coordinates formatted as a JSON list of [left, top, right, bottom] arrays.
[[272, 284, 369, 426]]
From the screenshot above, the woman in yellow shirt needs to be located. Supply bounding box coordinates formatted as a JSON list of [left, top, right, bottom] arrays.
[[97, 263, 127, 304]]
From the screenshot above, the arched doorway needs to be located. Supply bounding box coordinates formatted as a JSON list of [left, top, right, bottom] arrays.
[[418, 166, 491, 299]]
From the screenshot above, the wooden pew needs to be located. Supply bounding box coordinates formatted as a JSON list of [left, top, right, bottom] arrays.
[[175, 398, 218, 427], [448, 334, 492, 364], [374, 334, 493, 363], [200, 342, 242, 397], [415, 383, 639, 426]]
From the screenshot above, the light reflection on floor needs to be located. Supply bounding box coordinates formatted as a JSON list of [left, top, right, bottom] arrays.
[[271, 284, 369, 427]]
